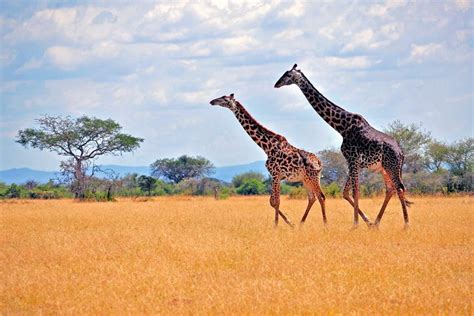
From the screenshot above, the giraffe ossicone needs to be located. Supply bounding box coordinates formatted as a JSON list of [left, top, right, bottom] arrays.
[[210, 94, 327, 228]]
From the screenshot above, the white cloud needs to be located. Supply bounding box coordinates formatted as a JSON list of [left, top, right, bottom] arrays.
[[453, 0, 472, 11], [178, 89, 220, 105], [278, 0, 305, 18], [342, 29, 376, 52], [274, 29, 303, 40], [16, 58, 43, 73], [0, 50, 15, 66], [318, 15, 346, 40], [342, 23, 403, 52], [151, 87, 168, 104], [45, 46, 88, 70], [323, 56, 379, 69], [221, 35, 258, 55], [380, 23, 403, 41], [91, 41, 120, 59], [367, 0, 407, 17], [145, 2, 187, 22], [408, 43, 444, 63], [92, 10, 117, 24]]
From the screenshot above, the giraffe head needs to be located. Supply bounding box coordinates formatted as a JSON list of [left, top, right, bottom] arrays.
[[274, 64, 302, 88], [210, 93, 237, 110]]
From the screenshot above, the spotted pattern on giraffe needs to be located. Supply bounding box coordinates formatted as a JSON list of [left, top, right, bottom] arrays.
[[275, 64, 411, 229], [210, 93, 327, 228]]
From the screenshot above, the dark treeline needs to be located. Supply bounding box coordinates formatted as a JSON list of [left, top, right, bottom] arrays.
[[3, 118, 472, 200]]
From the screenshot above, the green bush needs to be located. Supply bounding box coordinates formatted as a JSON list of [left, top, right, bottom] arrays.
[[232, 172, 265, 188], [280, 182, 292, 195], [323, 182, 341, 198], [236, 178, 266, 195], [217, 186, 233, 199], [5, 184, 28, 198], [288, 186, 306, 199]]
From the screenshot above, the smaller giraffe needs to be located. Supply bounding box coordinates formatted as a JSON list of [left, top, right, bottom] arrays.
[[210, 94, 327, 227]]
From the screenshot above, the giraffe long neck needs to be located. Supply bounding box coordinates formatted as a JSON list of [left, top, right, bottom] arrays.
[[296, 73, 352, 135], [232, 101, 281, 154]]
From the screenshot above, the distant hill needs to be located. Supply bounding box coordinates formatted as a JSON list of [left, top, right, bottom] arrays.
[[0, 161, 268, 184], [0, 168, 60, 184], [212, 161, 267, 182]]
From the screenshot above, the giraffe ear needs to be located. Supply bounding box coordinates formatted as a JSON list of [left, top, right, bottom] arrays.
[[292, 64, 297, 70], [230, 93, 234, 99]]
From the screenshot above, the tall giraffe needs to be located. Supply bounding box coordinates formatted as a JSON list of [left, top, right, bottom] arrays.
[[275, 64, 411, 229], [210, 94, 327, 228]]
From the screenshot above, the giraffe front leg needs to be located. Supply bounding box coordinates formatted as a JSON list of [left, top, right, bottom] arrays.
[[352, 176, 360, 229], [343, 176, 372, 227], [270, 176, 294, 228], [346, 165, 363, 229]]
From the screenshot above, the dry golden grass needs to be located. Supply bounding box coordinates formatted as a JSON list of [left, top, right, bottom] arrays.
[[1, 196, 472, 314]]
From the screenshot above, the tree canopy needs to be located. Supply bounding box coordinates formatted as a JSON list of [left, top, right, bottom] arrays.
[[384, 120, 431, 173], [137, 175, 157, 196], [17, 116, 143, 159], [151, 155, 214, 183], [17, 115, 143, 199]]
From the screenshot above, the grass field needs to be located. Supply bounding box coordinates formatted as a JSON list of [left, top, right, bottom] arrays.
[[1, 196, 472, 314]]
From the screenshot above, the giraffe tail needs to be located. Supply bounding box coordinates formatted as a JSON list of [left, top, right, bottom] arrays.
[[399, 182, 413, 207]]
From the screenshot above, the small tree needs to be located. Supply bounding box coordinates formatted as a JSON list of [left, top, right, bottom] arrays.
[[445, 138, 473, 192], [24, 180, 39, 190], [232, 171, 267, 195], [17, 115, 143, 199], [384, 120, 431, 173], [318, 148, 348, 187], [424, 140, 450, 173], [232, 171, 266, 188], [236, 178, 266, 195], [151, 155, 214, 183], [137, 175, 157, 196]]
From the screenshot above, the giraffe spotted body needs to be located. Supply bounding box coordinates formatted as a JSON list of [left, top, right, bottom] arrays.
[[210, 94, 326, 227], [275, 64, 411, 229]]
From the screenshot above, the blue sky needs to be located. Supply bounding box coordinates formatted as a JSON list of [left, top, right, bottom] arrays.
[[0, 0, 472, 170]]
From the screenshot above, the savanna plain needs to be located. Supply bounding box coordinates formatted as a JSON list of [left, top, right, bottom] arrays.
[[1, 196, 472, 314]]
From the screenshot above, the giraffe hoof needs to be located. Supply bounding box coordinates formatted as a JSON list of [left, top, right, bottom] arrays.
[[367, 222, 378, 229], [403, 223, 410, 230], [370, 223, 380, 230], [350, 224, 359, 231]]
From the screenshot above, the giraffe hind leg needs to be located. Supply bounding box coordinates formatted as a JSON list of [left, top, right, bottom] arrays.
[[390, 174, 411, 229], [374, 169, 395, 228], [300, 180, 316, 225], [305, 179, 327, 225]]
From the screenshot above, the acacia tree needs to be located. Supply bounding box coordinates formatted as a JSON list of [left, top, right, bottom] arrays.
[[17, 115, 143, 199], [384, 120, 431, 173], [151, 155, 214, 183]]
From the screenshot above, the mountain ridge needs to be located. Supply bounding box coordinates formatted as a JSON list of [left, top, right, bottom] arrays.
[[0, 161, 268, 184]]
